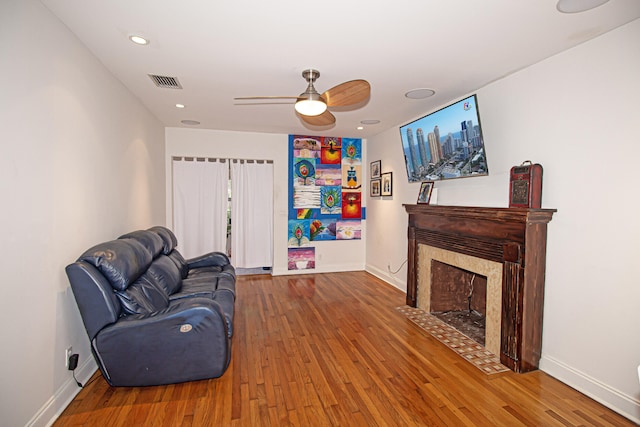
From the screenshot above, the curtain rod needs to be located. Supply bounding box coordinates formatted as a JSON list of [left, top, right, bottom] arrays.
[[172, 156, 273, 164], [230, 159, 273, 164]]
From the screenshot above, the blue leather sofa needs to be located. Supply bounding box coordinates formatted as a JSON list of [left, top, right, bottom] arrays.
[[65, 226, 235, 386]]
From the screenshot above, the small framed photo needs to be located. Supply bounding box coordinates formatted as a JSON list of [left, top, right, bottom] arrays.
[[417, 181, 434, 204], [370, 179, 381, 197], [370, 160, 381, 179], [381, 172, 393, 196]]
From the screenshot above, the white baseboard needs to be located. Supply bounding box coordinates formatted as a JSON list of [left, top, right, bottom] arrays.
[[27, 356, 98, 427], [272, 263, 365, 276], [364, 264, 406, 293], [539, 355, 640, 424]]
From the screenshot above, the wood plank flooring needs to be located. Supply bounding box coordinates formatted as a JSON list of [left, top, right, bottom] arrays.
[[54, 271, 635, 426]]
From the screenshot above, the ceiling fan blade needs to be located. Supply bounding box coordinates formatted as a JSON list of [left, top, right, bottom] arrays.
[[322, 80, 370, 107], [234, 96, 298, 100], [234, 101, 295, 105], [300, 110, 336, 126]]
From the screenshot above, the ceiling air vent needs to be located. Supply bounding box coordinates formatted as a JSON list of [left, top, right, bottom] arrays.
[[148, 74, 182, 89]]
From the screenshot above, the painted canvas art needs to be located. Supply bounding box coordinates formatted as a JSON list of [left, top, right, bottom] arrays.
[[310, 218, 337, 241], [320, 186, 341, 215], [288, 220, 310, 247], [288, 247, 316, 270], [293, 158, 316, 186], [321, 137, 342, 164], [293, 186, 320, 209], [296, 208, 316, 219], [342, 164, 362, 191], [315, 164, 342, 186], [336, 220, 362, 240], [293, 136, 321, 152], [342, 192, 362, 219], [342, 139, 361, 164]]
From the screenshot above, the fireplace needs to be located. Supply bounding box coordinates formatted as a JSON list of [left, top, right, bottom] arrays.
[[405, 204, 555, 373], [430, 260, 488, 346]]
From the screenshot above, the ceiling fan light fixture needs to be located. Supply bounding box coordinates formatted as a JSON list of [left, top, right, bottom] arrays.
[[294, 69, 328, 116], [295, 93, 327, 116]]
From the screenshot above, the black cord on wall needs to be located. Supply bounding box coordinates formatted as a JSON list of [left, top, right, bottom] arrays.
[[387, 259, 408, 274]]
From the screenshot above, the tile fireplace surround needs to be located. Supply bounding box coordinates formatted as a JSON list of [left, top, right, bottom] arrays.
[[404, 204, 555, 373], [418, 245, 503, 357]]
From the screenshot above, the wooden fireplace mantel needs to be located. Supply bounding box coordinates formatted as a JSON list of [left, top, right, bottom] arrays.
[[404, 204, 556, 373]]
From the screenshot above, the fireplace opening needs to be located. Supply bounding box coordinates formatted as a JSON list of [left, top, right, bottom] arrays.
[[430, 260, 488, 346]]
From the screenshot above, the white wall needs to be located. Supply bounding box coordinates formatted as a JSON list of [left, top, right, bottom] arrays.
[[165, 128, 366, 275], [366, 19, 640, 422], [0, 1, 166, 426]]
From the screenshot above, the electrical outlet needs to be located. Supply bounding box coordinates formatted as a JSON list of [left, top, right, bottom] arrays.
[[68, 353, 79, 371], [65, 346, 73, 369]]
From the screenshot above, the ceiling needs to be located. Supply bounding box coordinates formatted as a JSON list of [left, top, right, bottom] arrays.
[[41, 0, 640, 138]]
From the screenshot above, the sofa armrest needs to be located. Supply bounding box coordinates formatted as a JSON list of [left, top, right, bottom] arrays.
[[187, 251, 230, 268], [93, 297, 231, 386]]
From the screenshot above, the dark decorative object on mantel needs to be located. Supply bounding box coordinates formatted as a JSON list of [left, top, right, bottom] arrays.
[[509, 161, 543, 208]]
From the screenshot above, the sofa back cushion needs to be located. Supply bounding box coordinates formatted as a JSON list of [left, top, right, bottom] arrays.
[[148, 226, 178, 255], [115, 276, 169, 315], [118, 230, 164, 259], [79, 239, 152, 291], [146, 255, 183, 295], [168, 250, 190, 279]]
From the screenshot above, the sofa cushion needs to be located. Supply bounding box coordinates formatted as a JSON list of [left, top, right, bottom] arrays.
[[146, 255, 183, 295], [119, 230, 164, 259], [187, 264, 236, 280], [115, 276, 169, 315], [148, 226, 178, 255], [79, 239, 151, 291], [170, 278, 215, 300]]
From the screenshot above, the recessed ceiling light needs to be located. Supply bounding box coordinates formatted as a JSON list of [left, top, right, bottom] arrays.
[[556, 0, 609, 13], [181, 120, 200, 126], [357, 126, 364, 130], [405, 88, 436, 99], [128, 35, 149, 45], [175, 104, 185, 109], [360, 119, 381, 125]]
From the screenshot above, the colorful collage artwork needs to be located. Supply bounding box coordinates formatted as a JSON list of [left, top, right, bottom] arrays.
[[288, 135, 363, 270]]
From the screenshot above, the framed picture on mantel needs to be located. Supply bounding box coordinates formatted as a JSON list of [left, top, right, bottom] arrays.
[[417, 181, 434, 204]]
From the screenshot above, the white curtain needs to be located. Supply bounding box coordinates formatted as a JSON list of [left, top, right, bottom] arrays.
[[230, 161, 273, 268], [172, 159, 229, 259]]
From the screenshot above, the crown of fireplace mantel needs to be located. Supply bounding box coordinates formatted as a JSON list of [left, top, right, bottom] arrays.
[[404, 204, 556, 373]]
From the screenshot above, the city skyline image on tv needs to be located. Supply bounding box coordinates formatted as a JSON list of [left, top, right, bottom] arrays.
[[399, 94, 488, 183]]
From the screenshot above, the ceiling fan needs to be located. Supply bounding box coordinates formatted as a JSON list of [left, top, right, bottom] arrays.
[[234, 69, 370, 126]]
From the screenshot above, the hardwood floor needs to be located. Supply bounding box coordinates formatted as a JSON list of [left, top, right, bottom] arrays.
[[55, 271, 634, 426]]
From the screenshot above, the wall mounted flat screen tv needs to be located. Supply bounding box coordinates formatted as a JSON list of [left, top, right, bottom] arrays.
[[399, 94, 488, 182]]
